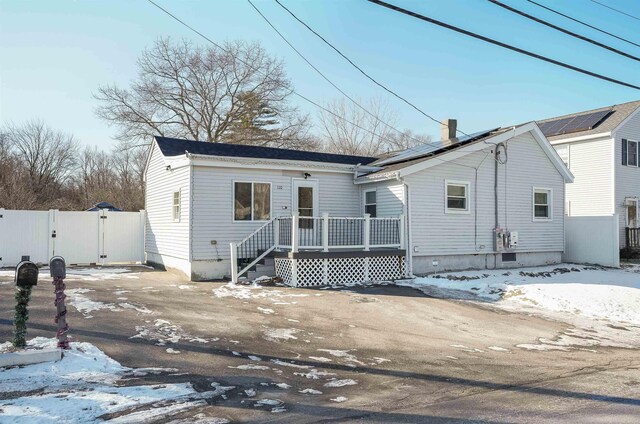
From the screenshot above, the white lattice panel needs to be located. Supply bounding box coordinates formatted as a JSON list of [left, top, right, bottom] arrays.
[[296, 258, 325, 287], [368, 256, 405, 282], [276, 255, 406, 287], [327, 257, 366, 286], [275, 258, 293, 286]]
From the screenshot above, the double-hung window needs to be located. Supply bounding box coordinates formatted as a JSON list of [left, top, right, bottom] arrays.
[[445, 181, 469, 213], [533, 188, 552, 221], [629, 140, 638, 167], [172, 190, 181, 222], [234, 182, 271, 221], [364, 190, 377, 217]]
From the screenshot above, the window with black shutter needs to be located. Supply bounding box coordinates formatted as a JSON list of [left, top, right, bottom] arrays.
[[622, 139, 627, 166]]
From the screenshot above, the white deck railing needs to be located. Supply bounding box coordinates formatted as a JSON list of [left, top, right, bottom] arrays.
[[231, 214, 404, 282]]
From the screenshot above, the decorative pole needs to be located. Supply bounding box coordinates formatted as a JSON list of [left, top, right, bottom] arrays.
[[13, 259, 39, 349], [50, 256, 69, 349]]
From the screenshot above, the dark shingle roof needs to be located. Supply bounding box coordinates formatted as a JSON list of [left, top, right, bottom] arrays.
[[536, 100, 640, 142], [154, 136, 378, 166]]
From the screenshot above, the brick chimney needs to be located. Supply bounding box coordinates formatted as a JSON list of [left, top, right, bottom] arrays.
[[441, 119, 457, 146]]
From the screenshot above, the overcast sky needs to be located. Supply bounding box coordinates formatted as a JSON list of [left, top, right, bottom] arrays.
[[1, 0, 638, 149]]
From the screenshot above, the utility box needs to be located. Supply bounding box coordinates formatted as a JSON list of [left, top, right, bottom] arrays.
[[508, 231, 519, 249], [494, 228, 506, 252]]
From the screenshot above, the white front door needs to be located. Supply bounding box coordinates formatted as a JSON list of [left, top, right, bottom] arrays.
[[292, 179, 319, 245]]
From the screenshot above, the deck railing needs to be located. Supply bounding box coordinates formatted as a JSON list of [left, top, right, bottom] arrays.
[[627, 227, 640, 249], [231, 213, 405, 282], [278, 213, 404, 253]]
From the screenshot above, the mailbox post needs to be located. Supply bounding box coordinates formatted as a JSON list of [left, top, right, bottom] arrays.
[[50, 256, 70, 349], [13, 259, 39, 348]]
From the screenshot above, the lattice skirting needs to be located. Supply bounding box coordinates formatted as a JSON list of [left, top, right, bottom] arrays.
[[275, 256, 406, 287]]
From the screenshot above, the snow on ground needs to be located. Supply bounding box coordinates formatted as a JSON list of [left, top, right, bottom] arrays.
[[399, 263, 640, 349], [66, 288, 121, 318], [0, 338, 230, 423], [212, 282, 311, 302]]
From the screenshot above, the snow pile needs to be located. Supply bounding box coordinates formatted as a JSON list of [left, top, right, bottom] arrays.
[[212, 282, 310, 301], [0, 338, 226, 423], [400, 264, 640, 325]]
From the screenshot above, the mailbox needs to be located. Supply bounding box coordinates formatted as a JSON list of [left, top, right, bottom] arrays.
[[15, 261, 39, 287], [49, 256, 66, 279]]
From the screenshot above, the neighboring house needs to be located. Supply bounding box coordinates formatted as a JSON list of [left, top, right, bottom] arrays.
[[86, 201, 122, 212], [144, 121, 573, 283], [537, 100, 640, 252]]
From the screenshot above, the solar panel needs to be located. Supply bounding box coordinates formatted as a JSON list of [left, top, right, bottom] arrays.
[[539, 110, 613, 137], [374, 128, 499, 167]]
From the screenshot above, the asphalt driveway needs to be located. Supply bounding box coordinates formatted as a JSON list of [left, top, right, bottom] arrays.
[[1, 267, 639, 423]]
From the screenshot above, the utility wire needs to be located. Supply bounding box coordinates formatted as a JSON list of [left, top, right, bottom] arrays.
[[246, 0, 447, 150], [273, 0, 468, 136], [489, 0, 640, 62], [526, 0, 640, 49], [366, 0, 640, 91], [590, 0, 640, 22], [145, 0, 480, 170]]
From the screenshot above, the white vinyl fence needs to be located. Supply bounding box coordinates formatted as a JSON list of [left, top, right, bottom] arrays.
[[0, 209, 145, 267], [563, 215, 619, 268]]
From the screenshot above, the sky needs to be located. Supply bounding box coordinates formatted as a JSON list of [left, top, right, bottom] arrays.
[[0, 0, 639, 149]]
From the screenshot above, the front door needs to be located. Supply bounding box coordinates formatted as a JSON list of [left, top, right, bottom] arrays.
[[292, 179, 319, 244]]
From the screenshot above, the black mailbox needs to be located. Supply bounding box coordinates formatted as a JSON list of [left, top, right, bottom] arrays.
[[15, 261, 39, 287], [49, 256, 66, 279]]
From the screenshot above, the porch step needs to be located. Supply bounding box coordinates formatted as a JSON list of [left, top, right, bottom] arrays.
[[246, 259, 276, 281]]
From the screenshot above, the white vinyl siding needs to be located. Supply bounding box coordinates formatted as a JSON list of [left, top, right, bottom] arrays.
[[144, 144, 190, 259], [190, 167, 360, 260], [359, 182, 405, 218], [406, 132, 565, 255], [614, 108, 640, 247], [553, 137, 614, 217]]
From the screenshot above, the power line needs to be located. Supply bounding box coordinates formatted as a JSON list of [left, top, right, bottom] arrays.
[[144, 0, 480, 170], [366, 0, 640, 91], [272, 0, 468, 136], [246, 0, 443, 150], [526, 0, 640, 49], [489, 0, 640, 62], [590, 0, 640, 21]]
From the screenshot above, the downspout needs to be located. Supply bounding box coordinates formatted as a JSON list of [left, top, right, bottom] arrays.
[[396, 172, 413, 278]]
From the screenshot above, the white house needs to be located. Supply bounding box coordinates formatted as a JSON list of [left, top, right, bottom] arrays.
[[537, 100, 640, 253], [144, 120, 573, 283]]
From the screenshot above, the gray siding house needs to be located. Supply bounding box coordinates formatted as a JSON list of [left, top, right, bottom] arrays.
[[144, 121, 573, 283], [538, 100, 640, 251]]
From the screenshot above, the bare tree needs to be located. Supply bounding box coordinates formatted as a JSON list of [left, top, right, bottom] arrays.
[[95, 38, 312, 148], [2, 120, 79, 207], [317, 98, 431, 157]]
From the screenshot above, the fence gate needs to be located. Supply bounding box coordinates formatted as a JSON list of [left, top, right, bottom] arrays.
[[0, 209, 145, 267]]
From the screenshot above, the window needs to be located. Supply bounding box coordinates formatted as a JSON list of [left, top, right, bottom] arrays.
[[533, 188, 552, 220], [234, 182, 271, 221], [364, 190, 377, 217], [628, 140, 638, 167], [172, 191, 181, 222], [555, 145, 570, 168], [445, 181, 469, 213]]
